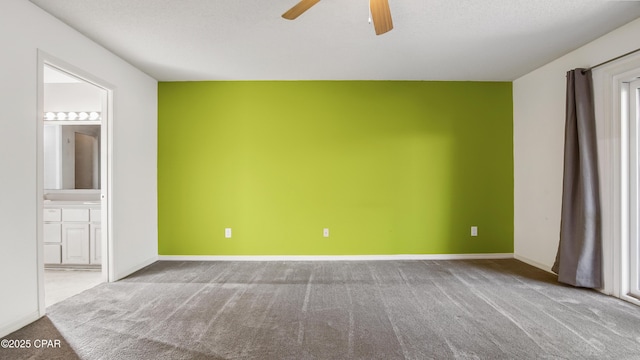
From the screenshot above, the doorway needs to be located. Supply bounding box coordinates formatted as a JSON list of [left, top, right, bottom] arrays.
[[37, 54, 112, 312]]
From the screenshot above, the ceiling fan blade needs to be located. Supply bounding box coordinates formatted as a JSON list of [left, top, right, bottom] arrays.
[[370, 0, 393, 35], [282, 0, 321, 20]]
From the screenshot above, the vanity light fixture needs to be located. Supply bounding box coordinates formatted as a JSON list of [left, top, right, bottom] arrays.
[[44, 111, 101, 121]]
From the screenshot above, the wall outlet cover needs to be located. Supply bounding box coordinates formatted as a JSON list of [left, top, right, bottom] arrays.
[[471, 226, 478, 237]]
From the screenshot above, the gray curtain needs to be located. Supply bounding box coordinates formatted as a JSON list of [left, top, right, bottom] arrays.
[[552, 68, 602, 288]]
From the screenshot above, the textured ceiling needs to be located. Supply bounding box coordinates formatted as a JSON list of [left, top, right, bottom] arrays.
[[28, 0, 640, 81]]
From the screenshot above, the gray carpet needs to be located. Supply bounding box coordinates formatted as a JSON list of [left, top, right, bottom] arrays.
[[4, 259, 640, 359]]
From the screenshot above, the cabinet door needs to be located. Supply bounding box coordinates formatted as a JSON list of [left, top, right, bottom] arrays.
[[62, 223, 89, 264], [90, 225, 102, 265]]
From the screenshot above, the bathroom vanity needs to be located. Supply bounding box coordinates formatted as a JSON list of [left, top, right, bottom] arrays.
[[43, 191, 101, 267]]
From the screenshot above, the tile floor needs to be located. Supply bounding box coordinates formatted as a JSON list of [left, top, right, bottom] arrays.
[[44, 269, 103, 307]]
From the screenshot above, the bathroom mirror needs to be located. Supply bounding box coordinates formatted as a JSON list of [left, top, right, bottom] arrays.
[[44, 124, 101, 190]]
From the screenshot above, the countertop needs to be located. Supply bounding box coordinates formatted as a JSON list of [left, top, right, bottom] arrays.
[[44, 200, 101, 207]]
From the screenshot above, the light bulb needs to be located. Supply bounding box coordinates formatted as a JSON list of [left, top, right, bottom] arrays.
[[89, 112, 100, 120], [68, 112, 78, 120], [79, 112, 89, 120], [45, 112, 56, 120], [56, 112, 67, 120]]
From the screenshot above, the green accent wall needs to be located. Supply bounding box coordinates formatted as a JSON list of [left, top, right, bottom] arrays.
[[158, 81, 513, 255]]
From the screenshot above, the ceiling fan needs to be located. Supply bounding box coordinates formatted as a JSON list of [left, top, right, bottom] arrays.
[[282, 0, 393, 35]]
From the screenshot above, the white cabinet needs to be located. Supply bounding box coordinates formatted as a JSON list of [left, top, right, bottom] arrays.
[[62, 223, 90, 264], [90, 209, 101, 222], [44, 208, 61, 222], [44, 212, 62, 264], [43, 222, 62, 264], [44, 205, 101, 266], [62, 208, 89, 222], [44, 244, 62, 264], [44, 223, 62, 243], [90, 224, 102, 265]]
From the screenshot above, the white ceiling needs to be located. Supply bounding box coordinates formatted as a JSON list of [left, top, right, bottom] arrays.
[[29, 0, 640, 81]]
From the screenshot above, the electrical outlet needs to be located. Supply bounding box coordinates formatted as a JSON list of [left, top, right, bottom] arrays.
[[323, 228, 329, 237], [471, 226, 478, 237], [225, 228, 232, 238]]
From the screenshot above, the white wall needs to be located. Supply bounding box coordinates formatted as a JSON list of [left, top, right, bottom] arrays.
[[44, 83, 102, 112], [0, 0, 157, 337], [513, 18, 640, 271]]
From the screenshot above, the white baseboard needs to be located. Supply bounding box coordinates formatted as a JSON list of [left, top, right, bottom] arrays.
[[158, 253, 514, 262], [0, 311, 41, 338], [514, 254, 554, 274], [113, 255, 158, 281]]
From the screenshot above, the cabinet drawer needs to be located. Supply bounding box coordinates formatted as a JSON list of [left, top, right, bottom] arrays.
[[43, 208, 61, 222], [44, 223, 62, 243], [90, 209, 101, 223], [44, 244, 61, 264], [62, 209, 89, 222]]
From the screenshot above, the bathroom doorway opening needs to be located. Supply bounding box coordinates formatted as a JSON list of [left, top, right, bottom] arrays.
[[37, 54, 112, 312]]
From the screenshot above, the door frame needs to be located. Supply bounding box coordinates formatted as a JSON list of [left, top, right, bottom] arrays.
[[628, 78, 640, 299], [36, 51, 114, 315]]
